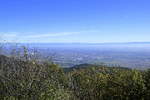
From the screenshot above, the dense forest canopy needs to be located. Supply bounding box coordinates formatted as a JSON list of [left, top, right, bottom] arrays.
[[0, 48, 150, 100]]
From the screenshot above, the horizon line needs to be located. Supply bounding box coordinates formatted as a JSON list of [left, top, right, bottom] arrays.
[[1, 41, 150, 44]]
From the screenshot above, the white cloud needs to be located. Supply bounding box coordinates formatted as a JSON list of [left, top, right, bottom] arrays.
[[0, 30, 99, 43], [26, 32, 80, 38], [0, 32, 18, 42]]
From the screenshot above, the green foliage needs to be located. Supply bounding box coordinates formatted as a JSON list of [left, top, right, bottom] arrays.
[[68, 66, 148, 100], [0, 55, 72, 100], [0, 55, 150, 100]]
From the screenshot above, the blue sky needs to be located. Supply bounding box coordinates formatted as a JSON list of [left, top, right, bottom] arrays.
[[0, 0, 150, 43]]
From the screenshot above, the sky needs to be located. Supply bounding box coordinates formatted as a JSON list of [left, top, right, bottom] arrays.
[[0, 0, 150, 43]]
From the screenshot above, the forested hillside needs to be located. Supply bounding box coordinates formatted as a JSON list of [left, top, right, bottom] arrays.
[[0, 54, 150, 100]]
